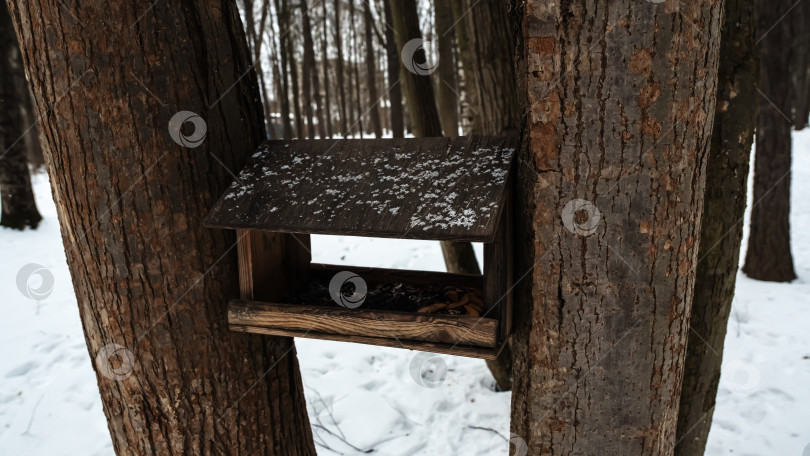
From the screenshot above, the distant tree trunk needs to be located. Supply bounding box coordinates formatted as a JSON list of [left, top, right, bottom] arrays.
[[434, 1, 458, 137], [321, 0, 334, 138], [509, 1, 723, 454], [285, 2, 304, 139], [364, 0, 382, 138], [244, 0, 277, 139], [388, 0, 441, 137], [266, 13, 286, 139], [675, 0, 758, 453], [743, 0, 797, 282], [274, 0, 294, 138], [7, 0, 316, 454], [792, 1, 810, 130], [450, 0, 520, 137], [449, 0, 521, 391], [349, 0, 363, 137], [382, 0, 404, 138], [0, 1, 40, 230], [389, 0, 480, 285], [334, 0, 349, 136], [300, 0, 316, 139]]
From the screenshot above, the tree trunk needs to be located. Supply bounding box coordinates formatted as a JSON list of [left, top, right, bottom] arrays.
[[388, 0, 481, 280], [274, 0, 294, 138], [348, 0, 363, 137], [434, 0, 458, 137], [449, 0, 521, 391], [0, 1, 41, 230], [301, 0, 316, 139], [742, 0, 798, 282], [675, 0, 758, 453], [6, 1, 316, 454], [334, 0, 349, 136], [364, 0, 382, 138], [388, 0, 442, 138], [321, 0, 334, 138], [285, 0, 304, 138], [509, 1, 723, 454], [791, 0, 810, 130], [245, 0, 277, 139], [382, 0, 404, 138]]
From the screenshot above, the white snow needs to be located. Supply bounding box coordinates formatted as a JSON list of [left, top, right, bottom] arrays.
[[1, 132, 809, 455]]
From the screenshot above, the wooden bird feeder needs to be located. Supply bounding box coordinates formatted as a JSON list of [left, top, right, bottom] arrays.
[[204, 135, 517, 359]]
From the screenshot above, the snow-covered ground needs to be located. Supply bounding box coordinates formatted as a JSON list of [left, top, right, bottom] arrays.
[[1, 133, 809, 455]]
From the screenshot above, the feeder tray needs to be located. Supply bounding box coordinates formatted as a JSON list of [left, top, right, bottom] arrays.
[[204, 136, 517, 359]]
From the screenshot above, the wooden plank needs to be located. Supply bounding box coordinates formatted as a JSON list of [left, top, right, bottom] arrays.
[[484, 174, 514, 340], [229, 299, 499, 347], [204, 136, 518, 242], [229, 324, 501, 359], [309, 262, 483, 290], [237, 230, 311, 301]]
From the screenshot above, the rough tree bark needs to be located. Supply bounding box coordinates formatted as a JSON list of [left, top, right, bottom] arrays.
[[675, 0, 758, 453], [0, 1, 41, 230], [382, 0, 404, 138], [434, 0, 458, 137], [364, 0, 382, 138], [449, 0, 521, 392], [509, 1, 723, 454], [7, 1, 316, 454], [742, 0, 798, 282], [388, 0, 481, 280]]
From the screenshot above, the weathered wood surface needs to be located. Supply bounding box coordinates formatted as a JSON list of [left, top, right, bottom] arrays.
[[205, 136, 517, 242], [230, 324, 502, 359], [229, 299, 499, 347], [237, 229, 312, 301]]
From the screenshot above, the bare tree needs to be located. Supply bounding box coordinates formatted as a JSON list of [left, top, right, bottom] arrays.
[[334, 0, 349, 135], [0, 0, 40, 230], [364, 0, 382, 137], [7, 0, 317, 453], [676, 0, 758, 453], [274, 0, 294, 137], [381, 0, 404, 137], [743, 0, 798, 282], [434, 0, 458, 137]]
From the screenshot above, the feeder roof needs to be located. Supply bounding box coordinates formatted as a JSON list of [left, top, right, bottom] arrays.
[[204, 135, 517, 242]]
